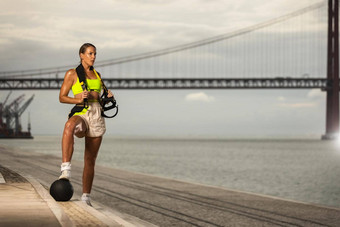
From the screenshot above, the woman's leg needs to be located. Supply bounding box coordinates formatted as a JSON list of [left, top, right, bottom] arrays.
[[61, 116, 85, 162], [60, 116, 86, 179], [82, 136, 102, 194]]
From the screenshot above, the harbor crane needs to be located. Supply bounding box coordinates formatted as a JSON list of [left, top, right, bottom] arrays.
[[0, 92, 34, 138]]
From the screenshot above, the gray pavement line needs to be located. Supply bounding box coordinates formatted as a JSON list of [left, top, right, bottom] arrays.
[[91, 176, 302, 227], [92, 183, 224, 227], [23, 174, 75, 227], [98, 175, 328, 226], [0, 172, 5, 183], [100, 168, 340, 212]]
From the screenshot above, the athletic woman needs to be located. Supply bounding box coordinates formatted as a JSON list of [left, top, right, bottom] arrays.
[[58, 43, 113, 206]]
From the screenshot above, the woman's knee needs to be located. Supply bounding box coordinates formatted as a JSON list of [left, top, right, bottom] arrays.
[[63, 118, 80, 135], [74, 120, 87, 138]]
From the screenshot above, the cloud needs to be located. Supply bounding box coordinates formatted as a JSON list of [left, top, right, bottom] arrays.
[[0, 0, 325, 73], [307, 89, 325, 99], [185, 92, 215, 102], [277, 96, 286, 102], [278, 102, 316, 108], [276, 89, 325, 108]]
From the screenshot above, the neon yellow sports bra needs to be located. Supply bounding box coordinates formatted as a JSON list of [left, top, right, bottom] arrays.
[[71, 69, 102, 95]]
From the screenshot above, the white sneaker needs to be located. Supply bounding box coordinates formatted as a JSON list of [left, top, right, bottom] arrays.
[[81, 193, 92, 206], [59, 170, 71, 179], [59, 162, 71, 179]]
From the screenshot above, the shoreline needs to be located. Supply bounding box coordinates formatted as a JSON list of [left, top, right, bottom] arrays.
[[20, 133, 329, 140]]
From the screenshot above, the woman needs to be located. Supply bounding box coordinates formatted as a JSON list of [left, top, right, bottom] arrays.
[[59, 43, 113, 206]]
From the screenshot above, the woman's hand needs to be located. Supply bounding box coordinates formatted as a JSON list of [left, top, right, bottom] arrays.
[[107, 90, 114, 99], [75, 90, 89, 104], [81, 90, 89, 100]]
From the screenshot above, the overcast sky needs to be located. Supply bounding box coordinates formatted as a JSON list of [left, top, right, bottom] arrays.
[[0, 0, 329, 138]]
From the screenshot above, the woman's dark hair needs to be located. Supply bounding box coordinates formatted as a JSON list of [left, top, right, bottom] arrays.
[[79, 43, 96, 55]]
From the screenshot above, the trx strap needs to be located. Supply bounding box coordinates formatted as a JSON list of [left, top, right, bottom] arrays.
[[75, 64, 89, 109], [69, 64, 118, 119], [68, 64, 89, 119], [100, 80, 119, 118]]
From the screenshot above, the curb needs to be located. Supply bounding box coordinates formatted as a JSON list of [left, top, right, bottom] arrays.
[[0, 172, 5, 183], [33, 178, 156, 227], [23, 175, 75, 227]]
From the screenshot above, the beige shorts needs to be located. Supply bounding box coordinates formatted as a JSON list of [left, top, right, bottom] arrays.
[[74, 102, 106, 137]]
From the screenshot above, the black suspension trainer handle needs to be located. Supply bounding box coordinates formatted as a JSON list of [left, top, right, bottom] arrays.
[[81, 84, 89, 109], [100, 81, 119, 118], [101, 102, 119, 118]]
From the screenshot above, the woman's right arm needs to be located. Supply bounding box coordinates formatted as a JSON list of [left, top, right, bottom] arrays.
[[59, 69, 84, 104]]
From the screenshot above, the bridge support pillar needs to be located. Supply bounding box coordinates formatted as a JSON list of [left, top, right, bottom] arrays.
[[322, 0, 339, 140]]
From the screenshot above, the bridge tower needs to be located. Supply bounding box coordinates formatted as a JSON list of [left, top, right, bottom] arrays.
[[322, 0, 339, 140]]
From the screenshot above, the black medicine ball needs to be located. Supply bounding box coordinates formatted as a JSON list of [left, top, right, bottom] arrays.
[[50, 179, 74, 201]]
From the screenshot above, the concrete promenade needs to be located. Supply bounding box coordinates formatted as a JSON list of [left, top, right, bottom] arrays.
[[1, 145, 340, 226], [0, 162, 151, 227]]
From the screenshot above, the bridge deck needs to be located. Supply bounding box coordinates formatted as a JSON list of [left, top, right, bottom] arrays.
[[0, 78, 330, 90]]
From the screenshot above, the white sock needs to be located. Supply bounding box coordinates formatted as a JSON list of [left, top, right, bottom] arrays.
[[81, 193, 92, 206], [59, 162, 71, 179], [81, 193, 90, 200]]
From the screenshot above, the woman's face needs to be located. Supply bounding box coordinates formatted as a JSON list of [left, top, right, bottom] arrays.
[[80, 46, 96, 67]]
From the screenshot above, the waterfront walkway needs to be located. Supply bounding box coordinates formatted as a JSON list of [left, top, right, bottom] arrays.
[[1, 145, 340, 226], [0, 164, 152, 227]]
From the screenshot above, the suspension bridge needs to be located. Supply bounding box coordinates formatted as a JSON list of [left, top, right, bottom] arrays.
[[0, 1, 330, 90], [0, 0, 338, 139]]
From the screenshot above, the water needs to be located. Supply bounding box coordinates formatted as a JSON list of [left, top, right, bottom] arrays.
[[1, 135, 340, 208]]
